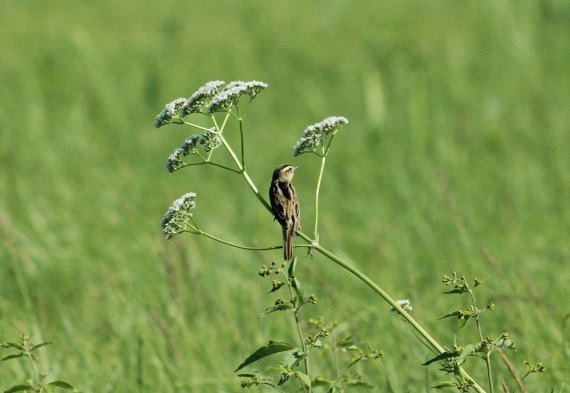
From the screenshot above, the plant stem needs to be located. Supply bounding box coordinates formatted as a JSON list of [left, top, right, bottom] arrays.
[[469, 290, 494, 393], [182, 121, 213, 132], [25, 351, 41, 388], [512, 372, 531, 393], [216, 130, 487, 393], [235, 106, 246, 169], [313, 154, 326, 241], [197, 229, 310, 251], [215, 132, 272, 211], [295, 231, 487, 392], [284, 279, 310, 380]]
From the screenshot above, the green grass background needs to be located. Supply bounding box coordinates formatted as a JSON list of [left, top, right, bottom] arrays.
[[1, 0, 569, 391]]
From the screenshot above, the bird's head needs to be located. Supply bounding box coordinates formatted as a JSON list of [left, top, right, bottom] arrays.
[[273, 164, 297, 182]]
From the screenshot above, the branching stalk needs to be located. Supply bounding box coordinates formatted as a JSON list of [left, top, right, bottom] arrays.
[[197, 229, 311, 251], [232, 168, 487, 393], [469, 290, 494, 393], [283, 277, 310, 379]]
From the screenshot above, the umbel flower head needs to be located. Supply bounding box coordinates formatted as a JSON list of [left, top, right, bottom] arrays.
[[165, 128, 222, 173], [182, 80, 226, 115], [293, 116, 348, 157], [207, 80, 268, 113], [154, 97, 186, 128], [161, 192, 197, 239]]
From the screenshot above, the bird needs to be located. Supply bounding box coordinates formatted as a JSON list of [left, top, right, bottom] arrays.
[[269, 164, 300, 261]]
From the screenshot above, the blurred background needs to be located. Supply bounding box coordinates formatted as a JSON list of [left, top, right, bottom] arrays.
[[1, 0, 569, 391]]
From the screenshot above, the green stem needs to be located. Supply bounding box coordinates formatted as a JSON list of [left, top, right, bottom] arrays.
[[182, 121, 213, 132], [295, 230, 487, 393], [284, 276, 310, 380], [178, 161, 241, 174], [469, 290, 494, 393], [314, 154, 326, 241], [236, 107, 245, 169], [215, 132, 487, 393], [216, 132, 272, 211], [26, 352, 41, 387], [512, 372, 530, 393], [197, 229, 310, 251]]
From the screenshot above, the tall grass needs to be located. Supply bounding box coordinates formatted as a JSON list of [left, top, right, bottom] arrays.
[[1, 0, 569, 391]]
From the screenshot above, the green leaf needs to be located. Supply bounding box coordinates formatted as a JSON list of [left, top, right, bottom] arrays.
[[31, 341, 53, 352], [312, 378, 334, 388], [234, 341, 295, 371], [281, 350, 307, 369], [1, 342, 24, 351], [292, 278, 306, 304], [269, 282, 285, 293], [423, 350, 460, 366], [237, 373, 257, 378], [346, 380, 374, 388], [443, 288, 468, 295], [288, 256, 298, 278], [46, 380, 76, 390], [438, 311, 462, 320], [4, 384, 34, 393], [295, 371, 311, 388], [433, 381, 458, 389], [2, 353, 24, 362], [492, 336, 517, 351], [259, 303, 294, 318], [456, 344, 479, 365]]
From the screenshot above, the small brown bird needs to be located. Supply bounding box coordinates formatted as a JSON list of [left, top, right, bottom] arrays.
[[269, 164, 300, 261]]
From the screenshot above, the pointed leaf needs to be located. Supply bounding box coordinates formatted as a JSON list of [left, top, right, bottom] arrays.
[[346, 380, 374, 388], [292, 278, 305, 304], [4, 384, 34, 393], [281, 350, 307, 369], [423, 350, 460, 366], [433, 381, 458, 389], [295, 371, 311, 388], [269, 282, 285, 293], [312, 378, 333, 388], [47, 380, 76, 390], [234, 341, 295, 371], [258, 303, 293, 318], [456, 344, 479, 365], [288, 257, 298, 278], [492, 336, 517, 351], [31, 341, 53, 352], [438, 311, 462, 320], [1, 342, 24, 351], [443, 288, 468, 295], [2, 353, 24, 362]]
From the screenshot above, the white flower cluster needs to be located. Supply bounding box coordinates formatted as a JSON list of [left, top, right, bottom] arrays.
[[293, 116, 348, 157], [207, 80, 268, 113], [161, 192, 197, 239], [154, 80, 268, 128], [390, 299, 413, 312], [154, 97, 186, 128], [165, 128, 221, 173], [182, 80, 226, 115]]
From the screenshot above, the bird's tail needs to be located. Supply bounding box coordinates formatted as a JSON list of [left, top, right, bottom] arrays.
[[283, 226, 293, 261]]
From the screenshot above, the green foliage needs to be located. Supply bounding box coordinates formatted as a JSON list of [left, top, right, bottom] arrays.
[[1, 335, 79, 393], [1, 1, 569, 391]]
